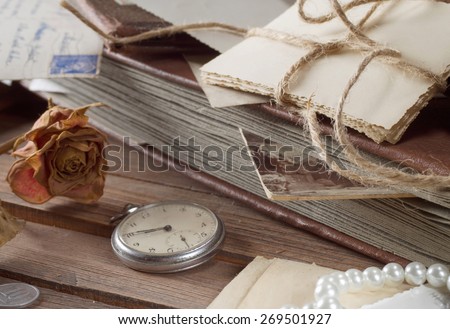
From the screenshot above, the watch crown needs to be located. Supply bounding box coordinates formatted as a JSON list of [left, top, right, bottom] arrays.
[[110, 204, 140, 223]]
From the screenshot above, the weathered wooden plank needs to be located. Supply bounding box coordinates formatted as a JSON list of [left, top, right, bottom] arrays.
[[0, 223, 243, 308], [0, 277, 118, 308], [0, 154, 215, 236], [105, 141, 212, 194], [0, 153, 380, 270], [0, 141, 387, 272], [0, 82, 384, 309]]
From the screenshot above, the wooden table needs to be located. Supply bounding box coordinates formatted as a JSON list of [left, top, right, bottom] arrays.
[[0, 85, 381, 308]]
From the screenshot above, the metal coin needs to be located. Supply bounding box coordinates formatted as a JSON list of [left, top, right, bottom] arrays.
[[0, 283, 40, 308]]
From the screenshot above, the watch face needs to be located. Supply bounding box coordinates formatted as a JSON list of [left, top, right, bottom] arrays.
[[112, 202, 225, 273], [116, 202, 219, 255]]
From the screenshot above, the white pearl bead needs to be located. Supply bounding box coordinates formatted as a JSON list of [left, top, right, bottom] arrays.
[[382, 263, 405, 287], [314, 282, 339, 300], [315, 297, 343, 309], [426, 264, 449, 288], [298, 261, 450, 310], [317, 272, 349, 293], [405, 262, 427, 286], [316, 275, 330, 286], [330, 272, 350, 293], [345, 269, 364, 292], [363, 266, 385, 290]]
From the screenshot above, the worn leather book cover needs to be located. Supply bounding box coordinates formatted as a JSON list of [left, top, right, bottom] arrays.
[[55, 0, 450, 264], [75, 0, 450, 179], [73, 0, 450, 179]]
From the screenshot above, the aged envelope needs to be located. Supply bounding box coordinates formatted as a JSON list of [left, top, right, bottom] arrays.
[[128, 0, 295, 53], [201, 1, 450, 143], [0, 0, 103, 80], [185, 54, 268, 108]]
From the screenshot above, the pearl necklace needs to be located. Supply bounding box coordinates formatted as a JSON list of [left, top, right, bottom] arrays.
[[285, 262, 450, 309]]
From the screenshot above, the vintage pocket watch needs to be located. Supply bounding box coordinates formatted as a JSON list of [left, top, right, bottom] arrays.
[[111, 201, 225, 273]]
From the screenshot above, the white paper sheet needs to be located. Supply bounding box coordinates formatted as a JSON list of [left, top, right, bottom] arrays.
[[128, 0, 295, 53], [28, 79, 70, 94], [363, 285, 450, 309], [0, 0, 103, 80]]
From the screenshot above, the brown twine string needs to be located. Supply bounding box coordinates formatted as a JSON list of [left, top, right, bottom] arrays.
[[296, 0, 449, 189], [331, 50, 439, 185], [60, 1, 247, 46], [298, 0, 381, 24], [60, 0, 450, 190]]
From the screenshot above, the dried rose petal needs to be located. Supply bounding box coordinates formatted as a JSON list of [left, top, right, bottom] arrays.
[[7, 101, 107, 204]]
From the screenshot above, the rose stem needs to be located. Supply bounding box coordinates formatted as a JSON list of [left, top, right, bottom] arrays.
[[0, 136, 18, 155]]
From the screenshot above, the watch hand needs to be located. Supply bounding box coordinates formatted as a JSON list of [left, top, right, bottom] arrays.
[[180, 235, 190, 248], [127, 225, 172, 236]]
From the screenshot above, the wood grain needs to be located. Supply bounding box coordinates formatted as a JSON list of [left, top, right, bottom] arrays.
[[0, 153, 381, 270], [0, 89, 382, 308], [0, 222, 242, 308], [0, 277, 118, 308]]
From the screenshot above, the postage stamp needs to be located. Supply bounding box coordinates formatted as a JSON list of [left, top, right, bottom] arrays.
[[49, 55, 98, 76]]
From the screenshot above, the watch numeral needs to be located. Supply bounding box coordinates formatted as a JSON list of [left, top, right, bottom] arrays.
[[196, 212, 202, 217], [180, 207, 186, 212], [201, 232, 207, 237], [133, 242, 140, 247], [149, 248, 156, 253], [129, 222, 137, 227], [201, 222, 207, 227], [167, 248, 174, 253], [125, 233, 135, 238]]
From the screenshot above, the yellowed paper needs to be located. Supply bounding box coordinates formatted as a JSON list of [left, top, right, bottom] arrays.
[[209, 256, 410, 309], [208, 256, 273, 309], [201, 1, 450, 143], [186, 55, 268, 108]]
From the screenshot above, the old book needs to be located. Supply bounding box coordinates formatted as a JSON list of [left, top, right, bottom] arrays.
[[36, 0, 450, 264], [67, 0, 450, 204]]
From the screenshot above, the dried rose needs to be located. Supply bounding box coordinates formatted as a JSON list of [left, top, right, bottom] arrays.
[[7, 101, 107, 204]]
